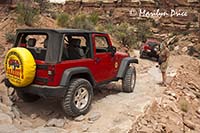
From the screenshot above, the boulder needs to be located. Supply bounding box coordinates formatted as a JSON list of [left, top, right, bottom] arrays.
[[187, 0, 199, 3], [0, 113, 13, 124], [23, 127, 68, 133], [182, 47, 188, 53], [196, 107, 200, 115], [0, 103, 12, 113], [30, 113, 39, 119], [110, 120, 133, 133], [42, 110, 54, 116], [47, 118, 65, 128], [74, 115, 86, 122], [88, 112, 101, 122], [174, 46, 179, 51], [183, 119, 196, 130], [137, 126, 154, 133], [81, 124, 90, 132], [20, 119, 33, 128], [0, 124, 21, 133]]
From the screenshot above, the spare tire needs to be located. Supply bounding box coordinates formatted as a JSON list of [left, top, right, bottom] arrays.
[[4, 47, 36, 87]]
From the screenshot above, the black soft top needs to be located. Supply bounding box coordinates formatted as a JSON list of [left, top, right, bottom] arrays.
[[16, 28, 106, 34], [15, 28, 106, 63]]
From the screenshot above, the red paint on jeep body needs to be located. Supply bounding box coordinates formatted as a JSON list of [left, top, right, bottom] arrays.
[[34, 33, 129, 86]]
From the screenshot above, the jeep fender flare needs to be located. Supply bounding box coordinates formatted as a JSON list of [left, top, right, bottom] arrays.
[[60, 67, 95, 87], [117, 57, 138, 79]]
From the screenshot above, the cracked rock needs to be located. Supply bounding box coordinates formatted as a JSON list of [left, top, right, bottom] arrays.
[[196, 107, 200, 115], [183, 119, 196, 130], [30, 113, 39, 119], [88, 112, 101, 122], [47, 118, 65, 128], [74, 115, 86, 122]]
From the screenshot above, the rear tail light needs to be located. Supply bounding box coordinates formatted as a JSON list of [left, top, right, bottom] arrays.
[[48, 65, 55, 76], [143, 45, 150, 50]]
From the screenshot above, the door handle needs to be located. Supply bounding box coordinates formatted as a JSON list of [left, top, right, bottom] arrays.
[[95, 58, 101, 63]]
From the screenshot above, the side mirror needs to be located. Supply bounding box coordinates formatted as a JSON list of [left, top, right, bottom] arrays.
[[108, 46, 116, 56]]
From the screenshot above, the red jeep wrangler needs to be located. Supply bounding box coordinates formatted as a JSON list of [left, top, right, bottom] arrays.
[[4, 29, 138, 117]]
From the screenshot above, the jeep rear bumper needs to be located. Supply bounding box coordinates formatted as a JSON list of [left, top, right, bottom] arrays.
[[15, 84, 66, 98]]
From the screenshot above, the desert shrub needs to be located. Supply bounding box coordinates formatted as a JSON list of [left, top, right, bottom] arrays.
[[88, 12, 99, 25], [182, 31, 189, 36], [192, 16, 198, 22], [179, 97, 189, 113], [113, 22, 137, 48], [95, 24, 105, 32], [57, 13, 69, 27], [16, 3, 39, 26], [34, 0, 49, 13], [51, 12, 57, 20], [71, 14, 94, 30], [103, 22, 114, 33], [136, 22, 152, 42], [148, 18, 159, 28], [56, 13, 96, 30], [5, 32, 15, 43], [185, 22, 191, 30]]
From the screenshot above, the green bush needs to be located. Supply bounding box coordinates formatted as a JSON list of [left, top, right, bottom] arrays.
[[113, 22, 137, 48], [95, 24, 105, 32], [5, 32, 15, 43], [179, 98, 189, 113], [185, 22, 191, 30], [104, 22, 114, 33], [192, 16, 198, 22], [34, 0, 49, 13], [88, 12, 99, 25], [71, 14, 94, 30], [57, 13, 69, 27], [16, 3, 39, 26], [51, 12, 57, 20], [56, 13, 96, 30], [136, 22, 152, 42]]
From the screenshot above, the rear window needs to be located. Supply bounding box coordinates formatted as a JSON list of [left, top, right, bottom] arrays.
[[26, 35, 48, 48], [17, 34, 48, 61], [147, 42, 159, 47]]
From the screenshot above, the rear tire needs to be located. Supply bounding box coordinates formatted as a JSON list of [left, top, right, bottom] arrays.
[[16, 90, 40, 103], [62, 78, 93, 117], [122, 67, 136, 93]]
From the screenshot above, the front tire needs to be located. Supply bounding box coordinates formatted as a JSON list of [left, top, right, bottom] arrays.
[[62, 78, 93, 117], [16, 90, 40, 103], [122, 66, 136, 93], [140, 50, 145, 58]]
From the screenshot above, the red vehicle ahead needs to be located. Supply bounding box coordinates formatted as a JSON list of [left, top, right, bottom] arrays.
[[4, 29, 138, 117], [140, 39, 161, 60]]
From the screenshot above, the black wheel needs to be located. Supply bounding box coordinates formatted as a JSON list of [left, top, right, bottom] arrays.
[[16, 90, 40, 103], [62, 78, 93, 117], [140, 51, 144, 58], [122, 66, 136, 93]]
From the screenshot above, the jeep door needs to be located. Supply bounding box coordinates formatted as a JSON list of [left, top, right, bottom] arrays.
[[92, 34, 116, 82]]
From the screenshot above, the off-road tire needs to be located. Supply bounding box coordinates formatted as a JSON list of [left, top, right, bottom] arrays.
[[16, 90, 40, 103], [62, 78, 93, 117], [122, 66, 136, 93], [139, 51, 144, 58]]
